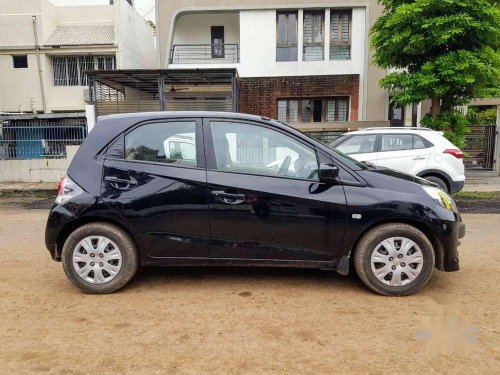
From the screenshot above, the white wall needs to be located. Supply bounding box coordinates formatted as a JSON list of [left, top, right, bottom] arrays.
[[116, 0, 157, 69], [168, 8, 366, 78], [173, 12, 240, 45], [238, 8, 365, 78], [0, 145, 79, 182]]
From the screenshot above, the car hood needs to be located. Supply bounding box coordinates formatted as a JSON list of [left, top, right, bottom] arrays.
[[357, 167, 438, 193]]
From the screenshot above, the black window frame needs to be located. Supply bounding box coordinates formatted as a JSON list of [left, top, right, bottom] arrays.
[[12, 55, 28, 69], [203, 118, 321, 182], [106, 118, 205, 170]]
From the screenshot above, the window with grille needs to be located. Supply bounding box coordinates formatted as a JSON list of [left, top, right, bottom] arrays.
[[52, 55, 116, 86], [276, 11, 298, 61], [277, 97, 349, 124], [12, 55, 28, 69], [277, 100, 299, 124], [303, 11, 324, 61], [330, 10, 351, 60]]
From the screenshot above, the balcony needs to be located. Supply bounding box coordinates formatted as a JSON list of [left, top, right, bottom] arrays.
[[169, 44, 239, 64]]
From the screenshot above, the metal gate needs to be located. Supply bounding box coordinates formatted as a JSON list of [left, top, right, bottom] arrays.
[[0, 119, 87, 160], [464, 125, 496, 170]]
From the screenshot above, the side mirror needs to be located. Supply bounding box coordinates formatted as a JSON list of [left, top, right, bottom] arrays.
[[319, 163, 340, 183]]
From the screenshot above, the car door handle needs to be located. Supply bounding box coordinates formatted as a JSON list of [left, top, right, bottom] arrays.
[[211, 190, 246, 205], [104, 176, 137, 190], [413, 156, 426, 160]]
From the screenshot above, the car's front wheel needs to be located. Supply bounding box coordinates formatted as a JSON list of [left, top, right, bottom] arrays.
[[354, 223, 435, 296], [61, 223, 139, 294]]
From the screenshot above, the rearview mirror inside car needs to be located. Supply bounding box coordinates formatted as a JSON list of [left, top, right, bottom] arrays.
[[319, 163, 339, 183]]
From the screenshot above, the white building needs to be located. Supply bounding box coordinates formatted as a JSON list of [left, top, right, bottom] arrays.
[[0, 0, 157, 114], [156, 0, 388, 129]]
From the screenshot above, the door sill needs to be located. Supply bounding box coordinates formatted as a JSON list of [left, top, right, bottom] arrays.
[[142, 256, 340, 271]]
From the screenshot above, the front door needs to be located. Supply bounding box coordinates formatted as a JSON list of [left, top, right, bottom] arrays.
[[203, 118, 347, 261], [211, 26, 225, 58], [101, 118, 210, 259]]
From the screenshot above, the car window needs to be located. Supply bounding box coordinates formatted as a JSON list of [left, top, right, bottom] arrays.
[[210, 121, 319, 180], [336, 134, 377, 155], [381, 134, 427, 151], [125, 121, 197, 167], [414, 136, 426, 149]]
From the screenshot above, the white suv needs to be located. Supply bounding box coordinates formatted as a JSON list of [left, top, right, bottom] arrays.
[[329, 128, 465, 193]]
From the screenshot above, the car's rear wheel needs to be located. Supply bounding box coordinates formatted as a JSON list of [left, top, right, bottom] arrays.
[[354, 223, 435, 296], [423, 175, 449, 192], [62, 223, 139, 294]]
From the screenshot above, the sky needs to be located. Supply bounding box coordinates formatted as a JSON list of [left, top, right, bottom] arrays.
[[49, 0, 156, 22]]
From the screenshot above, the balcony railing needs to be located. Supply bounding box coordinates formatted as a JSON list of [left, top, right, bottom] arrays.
[[170, 44, 239, 64]]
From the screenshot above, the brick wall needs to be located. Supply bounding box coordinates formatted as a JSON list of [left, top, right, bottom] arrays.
[[238, 75, 360, 121]]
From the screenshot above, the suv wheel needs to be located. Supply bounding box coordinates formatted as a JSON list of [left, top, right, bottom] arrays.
[[423, 175, 448, 192], [354, 223, 435, 296], [62, 223, 139, 294]]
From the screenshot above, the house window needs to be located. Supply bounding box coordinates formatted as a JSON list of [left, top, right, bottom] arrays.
[[330, 10, 351, 60], [277, 97, 349, 124], [277, 100, 299, 124], [276, 11, 298, 61], [52, 55, 115, 86], [12, 55, 28, 69], [303, 11, 324, 61]]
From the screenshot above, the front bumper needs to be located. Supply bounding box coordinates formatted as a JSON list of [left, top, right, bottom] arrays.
[[439, 220, 465, 272], [450, 180, 465, 193]]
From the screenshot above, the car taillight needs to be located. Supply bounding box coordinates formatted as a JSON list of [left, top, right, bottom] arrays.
[[443, 149, 464, 159], [55, 175, 83, 205]]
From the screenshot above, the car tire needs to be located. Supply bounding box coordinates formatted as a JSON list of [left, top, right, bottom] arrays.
[[354, 223, 435, 296], [423, 175, 449, 192], [61, 222, 139, 294]]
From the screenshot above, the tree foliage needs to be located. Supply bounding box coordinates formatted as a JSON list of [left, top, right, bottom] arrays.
[[371, 0, 500, 114]]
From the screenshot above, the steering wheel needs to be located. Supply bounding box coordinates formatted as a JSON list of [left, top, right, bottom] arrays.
[[278, 156, 292, 176]]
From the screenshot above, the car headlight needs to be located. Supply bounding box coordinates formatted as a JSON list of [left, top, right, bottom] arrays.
[[422, 186, 457, 211]]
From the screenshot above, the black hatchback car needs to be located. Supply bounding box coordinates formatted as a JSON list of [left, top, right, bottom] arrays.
[[45, 112, 464, 296]]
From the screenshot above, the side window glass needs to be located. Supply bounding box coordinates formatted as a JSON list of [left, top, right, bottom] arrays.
[[413, 135, 426, 149], [381, 134, 414, 152], [125, 121, 197, 167], [336, 135, 376, 155], [211, 121, 319, 180]]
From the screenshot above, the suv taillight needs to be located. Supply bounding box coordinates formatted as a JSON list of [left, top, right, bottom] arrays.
[[443, 149, 464, 159], [55, 175, 83, 205]]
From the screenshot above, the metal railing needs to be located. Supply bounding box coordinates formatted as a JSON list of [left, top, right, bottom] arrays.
[[0, 120, 87, 160], [170, 44, 239, 64]]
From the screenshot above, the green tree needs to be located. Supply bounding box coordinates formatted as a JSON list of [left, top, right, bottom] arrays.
[[371, 0, 500, 146]]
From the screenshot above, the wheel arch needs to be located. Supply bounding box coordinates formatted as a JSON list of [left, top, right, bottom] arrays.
[[349, 218, 444, 272], [56, 216, 142, 261], [417, 169, 453, 192]]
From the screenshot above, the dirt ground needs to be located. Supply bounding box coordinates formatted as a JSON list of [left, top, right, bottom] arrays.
[[0, 201, 498, 374]]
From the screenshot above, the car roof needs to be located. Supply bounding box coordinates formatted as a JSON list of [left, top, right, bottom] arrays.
[[98, 111, 268, 123], [349, 127, 439, 134]]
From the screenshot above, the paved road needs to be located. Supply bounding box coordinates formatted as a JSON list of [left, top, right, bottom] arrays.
[[0, 205, 498, 374]]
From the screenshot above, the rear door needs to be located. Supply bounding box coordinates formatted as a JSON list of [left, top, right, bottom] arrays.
[[204, 118, 347, 261], [334, 134, 378, 164], [376, 134, 430, 175], [101, 118, 210, 259]]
